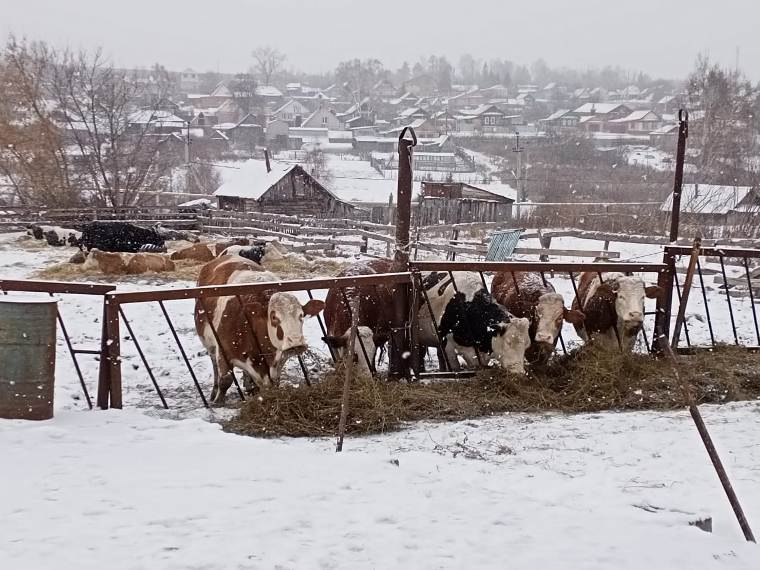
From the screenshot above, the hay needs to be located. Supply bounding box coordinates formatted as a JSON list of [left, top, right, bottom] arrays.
[[224, 345, 760, 439], [261, 255, 346, 279]]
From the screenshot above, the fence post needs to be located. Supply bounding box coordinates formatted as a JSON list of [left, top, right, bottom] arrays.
[[668, 109, 689, 242], [105, 294, 123, 409], [96, 299, 111, 409], [653, 249, 676, 354], [389, 126, 417, 380]]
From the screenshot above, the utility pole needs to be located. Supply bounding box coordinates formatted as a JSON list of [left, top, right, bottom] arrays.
[[511, 130, 526, 218]]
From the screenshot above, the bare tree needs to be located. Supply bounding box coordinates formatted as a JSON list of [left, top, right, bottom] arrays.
[[0, 37, 182, 208], [303, 145, 331, 183], [252, 46, 285, 86]]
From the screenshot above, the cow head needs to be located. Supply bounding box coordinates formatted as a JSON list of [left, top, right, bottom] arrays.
[[323, 326, 376, 374], [598, 276, 662, 337], [491, 317, 531, 374], [260, 293, 325, 354], [533, 292, 585, 355]]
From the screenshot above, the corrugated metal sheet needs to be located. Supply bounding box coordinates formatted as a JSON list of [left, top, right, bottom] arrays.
[[485, 229, 523, 261]]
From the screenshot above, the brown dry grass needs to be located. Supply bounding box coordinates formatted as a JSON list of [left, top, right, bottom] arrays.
[[224, 345, 760, 438]]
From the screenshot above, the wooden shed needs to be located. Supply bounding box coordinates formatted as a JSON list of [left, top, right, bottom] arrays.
[[417, 181, 515, 225], [214, 159, 357, 218]]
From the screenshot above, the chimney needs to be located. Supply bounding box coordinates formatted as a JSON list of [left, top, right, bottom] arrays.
[[264, 149, 271, 173]]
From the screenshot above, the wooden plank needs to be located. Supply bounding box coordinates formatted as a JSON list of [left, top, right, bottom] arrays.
[[411, 260, 667, 274]]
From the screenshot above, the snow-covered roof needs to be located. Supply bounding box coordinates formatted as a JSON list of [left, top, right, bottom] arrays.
[[661, 184, 754, 215], [128, 110, 185, 126], [573, 103, 628, 115], [460, 104, 504, 117], [178, 198, 211, 207], [609, 110, 660, 123], [650, 123, 678, 135], [255, 86, 283, 97], [541, 109, 571, 122], [213, 160, 297, 200], [467, 183, 517, 201], [210, 83, 233, 98]]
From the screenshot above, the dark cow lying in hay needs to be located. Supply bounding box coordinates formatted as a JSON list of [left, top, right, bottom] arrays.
[[492, 271, 585, 365], [77, 221, 165, 253], [572, 271, 662, 351]]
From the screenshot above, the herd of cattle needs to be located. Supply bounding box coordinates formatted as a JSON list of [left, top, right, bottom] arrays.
[[193, 254, 663, 404], [23, 220, 663, 404]]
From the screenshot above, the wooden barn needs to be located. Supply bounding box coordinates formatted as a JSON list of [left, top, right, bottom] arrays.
[[213, 159, 357, 217], [417, 181, 516, 225]]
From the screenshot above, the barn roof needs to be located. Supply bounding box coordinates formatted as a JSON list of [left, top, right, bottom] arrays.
[[661, 184, 754, 215], [213, 160, 297, 200]]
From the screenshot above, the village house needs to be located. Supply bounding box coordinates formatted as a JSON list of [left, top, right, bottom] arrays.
[[214, 159, 357, 217], [607, 110, 663, 135], [402, 74, 437, 96], [661, 184, 760, 227], [417, 180, 515, 225], [186, 82, 234, 109], [254, 85, 284, 109], [456, 104, 521, 134], [270, 99, 312, 127], [264, 118, 289, 149], [179, 69, 201, 94], [572, 102, 633, 132], [336, 96, 375, 128], [300, 106, 342, 130], [372, 78, 397, 99], [649, 123, 679, 152], [538, 109, 579, 131], [213, 113, 263, 153], [394, 106, 430, 126], [446, 87, 486, 111]]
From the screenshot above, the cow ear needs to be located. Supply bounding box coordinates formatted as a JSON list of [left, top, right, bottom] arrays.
[[645, 285, 664, 299], [563, 308, 586, 325], [302, 299, 326, 317], [322, 335, 347, 348], [597, 282, 615, 297]]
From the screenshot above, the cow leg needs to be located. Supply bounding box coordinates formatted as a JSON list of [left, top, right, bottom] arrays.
[[216, 371, 235, 403], [241, 371, 256, 395], [209, 350, 221, 402], [444, 342, 462, 371]]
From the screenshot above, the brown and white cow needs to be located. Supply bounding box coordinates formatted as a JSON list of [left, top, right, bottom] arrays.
[[572, 272, 662, 351], [323, 259, 396, 373], [170, 243, 215, 262], [83, 248, 127, 274], [417, 271, 531, 374], [126, 253, 176, 274], [194, 255, 325, 403], [492, 271, 585, 364]]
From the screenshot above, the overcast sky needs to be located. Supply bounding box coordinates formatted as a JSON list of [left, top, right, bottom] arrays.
[[3, 0, 759, 80]]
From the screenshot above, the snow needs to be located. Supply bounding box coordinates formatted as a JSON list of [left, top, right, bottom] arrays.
[[662, 185, 753, 215], [626, 145, 675, 171], [213, 160, 296, 200], [2, 233, 760, 569]]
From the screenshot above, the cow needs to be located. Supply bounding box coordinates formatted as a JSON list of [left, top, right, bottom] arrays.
[[126, 253, 176, 274], [492, 271, 585, 365], [152, 223, 199, 243], [219, 244, 266, 265], [78, 221, 164, 253], [194, 255, 325, 403], [170, 243, 215, 262], [416, 271, 531, 374], [572, 272, 662, 351], [27, 224, 81, 247], [213, 238, 250, 256], [83, 248, 127, 274], [323, 259, 396, 373]]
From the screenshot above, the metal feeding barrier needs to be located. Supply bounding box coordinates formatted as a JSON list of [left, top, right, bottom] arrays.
[[97, 272, 412, 411], [660, 245, 760, 351], [0, 279, 116, 410]]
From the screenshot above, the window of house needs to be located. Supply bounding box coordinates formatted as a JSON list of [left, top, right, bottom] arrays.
[[322, 116, 328, 125]]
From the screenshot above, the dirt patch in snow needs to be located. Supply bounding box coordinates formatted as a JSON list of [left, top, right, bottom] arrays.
[[224, 345, 760, 438]]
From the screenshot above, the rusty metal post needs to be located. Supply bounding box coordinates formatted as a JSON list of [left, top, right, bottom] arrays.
[[655, 241, 755, 542], [105, 294, 122, 409], [671, 238, 701, 349], [669, 110, 689, 243], [96, 300, 111, 409], [389, 126, 417, 380], [653, 252, 676, 354]]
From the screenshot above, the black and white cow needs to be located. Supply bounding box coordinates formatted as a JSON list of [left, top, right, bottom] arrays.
[[26, 224, 81, 247], [77, 221, 165, 253], [416, 271, 530, 374]]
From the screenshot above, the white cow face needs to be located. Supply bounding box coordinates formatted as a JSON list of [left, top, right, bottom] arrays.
[[534, 293, 566, 347], [267, 293, 324, 352], [492, 317, 531, 374]]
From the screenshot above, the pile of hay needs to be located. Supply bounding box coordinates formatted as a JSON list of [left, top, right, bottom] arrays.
[[224, 345, 760, 438]]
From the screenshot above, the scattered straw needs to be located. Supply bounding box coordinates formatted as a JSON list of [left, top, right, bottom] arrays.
[[224, 345, 760, 438]]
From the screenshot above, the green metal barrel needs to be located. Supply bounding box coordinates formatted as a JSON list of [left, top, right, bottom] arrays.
[[0, 296, 57, 420]]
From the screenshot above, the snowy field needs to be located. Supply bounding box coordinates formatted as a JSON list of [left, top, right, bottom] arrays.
[[1, 232, 760, 569]]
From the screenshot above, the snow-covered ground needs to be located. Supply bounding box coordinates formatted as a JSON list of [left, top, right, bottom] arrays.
[[1, 232, 760, 569]]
